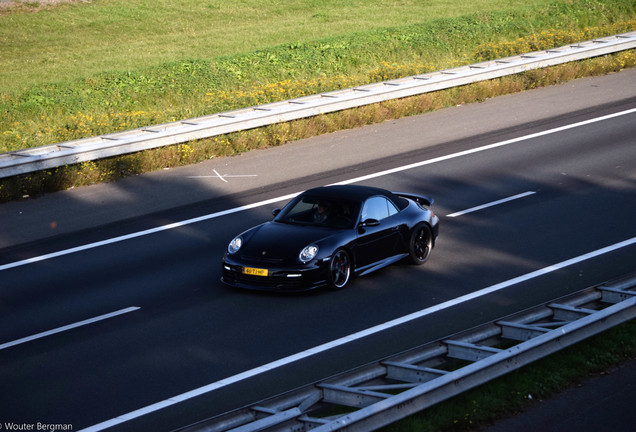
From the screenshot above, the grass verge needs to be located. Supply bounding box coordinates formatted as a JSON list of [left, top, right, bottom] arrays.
[[2, 5, 635, 153], [381, 318, 636, 431], [0, 0, 634, 203], [1, 48, 634, 203], [1, 1, 635, 149]]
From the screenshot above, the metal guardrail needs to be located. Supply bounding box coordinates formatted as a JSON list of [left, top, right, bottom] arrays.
[[1, 31, 635, 179], [177, 274, 636, 432]]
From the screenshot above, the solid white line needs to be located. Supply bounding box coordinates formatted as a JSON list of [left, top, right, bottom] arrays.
[[79, 236, 636, 431], [446, 191, 536, 217], [2, 107, 634, 274], [0, 307, 140, 351], [0, 193, 300, 272], [332, 108, 636, 186]]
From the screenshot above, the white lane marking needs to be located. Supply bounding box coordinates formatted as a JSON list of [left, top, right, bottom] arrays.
[[79, 236, 636, 431], [331, 108, 636, 186], [187, 169, 258, 182], [213, 169, 227, 183], [0, 193, 300, 272], [1, 107, 634, 273], [0, 307, 140, 351], [446, 191, 536, 217]]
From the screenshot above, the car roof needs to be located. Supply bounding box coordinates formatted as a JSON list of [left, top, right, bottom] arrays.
[[302, 185, 407, 208]]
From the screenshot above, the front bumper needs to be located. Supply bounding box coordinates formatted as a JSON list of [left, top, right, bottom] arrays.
[[221, 256, 328, 292]]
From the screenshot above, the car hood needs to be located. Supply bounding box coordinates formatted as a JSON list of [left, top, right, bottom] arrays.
[[239, 221, 340, 263]]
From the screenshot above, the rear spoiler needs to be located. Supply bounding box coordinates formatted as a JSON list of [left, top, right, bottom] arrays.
[[394, 191, 434, 207]]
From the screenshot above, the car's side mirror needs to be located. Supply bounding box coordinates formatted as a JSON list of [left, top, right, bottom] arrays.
[[272, 208, 281, 217], [359, 218, 380, 227]]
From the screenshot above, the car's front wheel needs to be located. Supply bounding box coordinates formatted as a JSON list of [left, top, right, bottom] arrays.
[[327, 249, 351, 290], [408, 223, 433, 265]]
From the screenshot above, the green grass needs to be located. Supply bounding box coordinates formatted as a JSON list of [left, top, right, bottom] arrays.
[[1, 0, 635, 154], [0, 0, 558, 90]]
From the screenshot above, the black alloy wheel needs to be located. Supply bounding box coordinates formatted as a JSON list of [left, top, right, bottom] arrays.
[[409, 223, 432, 265], [328, 249, 351, 290]]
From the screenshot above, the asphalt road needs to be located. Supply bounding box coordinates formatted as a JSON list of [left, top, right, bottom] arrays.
[[0, 69, 635, 432]]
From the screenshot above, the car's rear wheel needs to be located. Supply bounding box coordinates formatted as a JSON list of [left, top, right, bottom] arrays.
[[328, 249, 351, 290], [409, 223, 433, 265]]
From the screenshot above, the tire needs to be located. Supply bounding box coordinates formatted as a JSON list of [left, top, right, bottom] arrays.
[[408, 223, 433, 265], [327, 249, 351, 290]]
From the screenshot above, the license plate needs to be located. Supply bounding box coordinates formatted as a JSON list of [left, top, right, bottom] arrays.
[[244, 267, 268, 277]]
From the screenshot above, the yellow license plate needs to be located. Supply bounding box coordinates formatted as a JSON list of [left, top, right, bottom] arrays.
[[244, 267, 269, 277]]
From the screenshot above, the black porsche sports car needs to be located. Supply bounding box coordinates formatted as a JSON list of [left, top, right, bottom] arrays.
[[221, 185, 439, 291]]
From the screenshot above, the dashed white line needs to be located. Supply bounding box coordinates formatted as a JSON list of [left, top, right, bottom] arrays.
[[446, 191, 536, 217], [0, 307, 140, 350], [79, 236, 636, 431]]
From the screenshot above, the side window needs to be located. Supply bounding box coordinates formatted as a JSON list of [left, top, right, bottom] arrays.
[[387, 199, 398, 216], [361, 196, 398, 221]]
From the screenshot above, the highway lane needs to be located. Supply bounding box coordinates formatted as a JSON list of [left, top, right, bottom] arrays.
[[2, 69, 635, 252], [0, 87, 635, 430]]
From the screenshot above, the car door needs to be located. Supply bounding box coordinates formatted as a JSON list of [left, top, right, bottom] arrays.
[[355, 196, 401, 269]]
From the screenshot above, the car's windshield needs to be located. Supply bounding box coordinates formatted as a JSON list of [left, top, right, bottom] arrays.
[[276, 195, 361, 229]]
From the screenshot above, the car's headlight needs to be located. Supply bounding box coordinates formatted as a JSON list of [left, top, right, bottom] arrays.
[[299, 245, 318, 263], [228, 236, 243, 254]]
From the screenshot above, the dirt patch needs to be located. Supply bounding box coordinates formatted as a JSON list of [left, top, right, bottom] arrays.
[[0, 0, 91, 12]]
